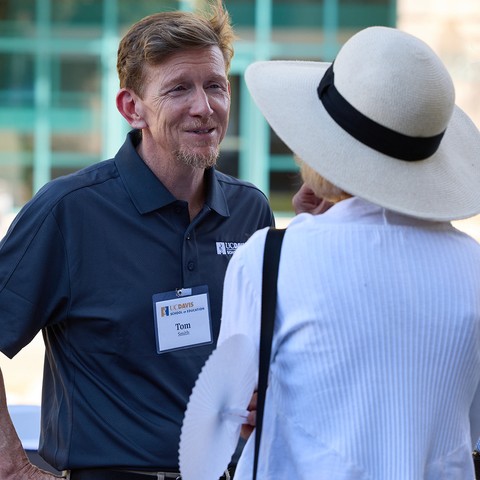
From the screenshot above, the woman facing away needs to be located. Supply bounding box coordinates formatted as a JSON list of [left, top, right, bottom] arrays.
[[217, 26, 480, 479]]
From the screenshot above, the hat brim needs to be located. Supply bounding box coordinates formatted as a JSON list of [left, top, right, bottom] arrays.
[[245, 61, 480, 221]]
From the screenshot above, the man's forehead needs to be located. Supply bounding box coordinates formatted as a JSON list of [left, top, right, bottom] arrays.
[[145, 46, 227, 81]]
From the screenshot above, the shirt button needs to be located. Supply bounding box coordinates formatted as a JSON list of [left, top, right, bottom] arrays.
[[186, 234, 191, 240], [175, 206, 183, 214], [187, 261, 195, 271]]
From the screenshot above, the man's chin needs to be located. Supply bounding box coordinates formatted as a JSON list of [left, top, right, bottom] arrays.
[[176, 148, 219, 169]]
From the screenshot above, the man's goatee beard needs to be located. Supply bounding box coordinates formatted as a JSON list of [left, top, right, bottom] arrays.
[[176, 148, 219, 169]]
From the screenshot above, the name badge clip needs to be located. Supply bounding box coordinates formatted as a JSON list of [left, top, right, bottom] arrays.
[[176, 287, 192, 298]]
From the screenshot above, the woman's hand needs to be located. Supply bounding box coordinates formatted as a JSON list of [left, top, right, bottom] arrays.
[[292, 184, 334, 215], [241, 391, 257, 440]]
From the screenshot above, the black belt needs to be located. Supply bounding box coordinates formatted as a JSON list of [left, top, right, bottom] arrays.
[[67, 467, 234, 480], [66, 469, 181, 480]]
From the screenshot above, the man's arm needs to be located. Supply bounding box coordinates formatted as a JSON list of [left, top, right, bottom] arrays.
[[0, 368, 60, 479]]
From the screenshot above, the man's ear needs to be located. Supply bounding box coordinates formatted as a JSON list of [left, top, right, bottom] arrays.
[[116, 88, 147, 129]]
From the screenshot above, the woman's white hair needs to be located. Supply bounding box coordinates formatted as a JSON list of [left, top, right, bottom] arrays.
[[297, 156, 351, 203]]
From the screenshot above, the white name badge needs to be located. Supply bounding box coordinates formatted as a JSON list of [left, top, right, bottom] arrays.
[[153, 285, 213, 354]]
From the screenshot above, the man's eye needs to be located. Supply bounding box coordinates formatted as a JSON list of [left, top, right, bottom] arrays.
[[209, 83, 226, 91]]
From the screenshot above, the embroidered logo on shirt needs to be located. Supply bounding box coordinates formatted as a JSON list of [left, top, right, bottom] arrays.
[[216, 241, 244, 255]]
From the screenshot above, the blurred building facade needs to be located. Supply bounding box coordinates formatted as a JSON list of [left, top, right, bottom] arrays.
[[0, 0, 396, 214]]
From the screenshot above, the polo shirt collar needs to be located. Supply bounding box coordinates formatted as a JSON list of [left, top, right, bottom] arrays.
[[115, 130, 230, 217], [204, 167, 230, 218]]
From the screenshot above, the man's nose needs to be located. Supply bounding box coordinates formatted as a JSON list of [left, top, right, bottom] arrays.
[[190, 88, 214, 116]]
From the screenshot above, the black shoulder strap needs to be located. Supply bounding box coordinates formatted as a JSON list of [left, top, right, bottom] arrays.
[[253, 227, 286, 480]]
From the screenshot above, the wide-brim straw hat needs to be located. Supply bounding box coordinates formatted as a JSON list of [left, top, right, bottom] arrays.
[[245, 26, 480, 221]]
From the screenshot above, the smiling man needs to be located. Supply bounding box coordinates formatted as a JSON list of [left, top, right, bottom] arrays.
[[117, 44, 232, 220], [0, 2, 273, 479]]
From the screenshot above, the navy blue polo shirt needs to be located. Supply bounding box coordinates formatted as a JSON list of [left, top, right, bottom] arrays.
[[0, 131, 273, 470]]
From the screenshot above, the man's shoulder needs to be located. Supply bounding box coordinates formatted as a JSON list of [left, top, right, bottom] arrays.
[[0, 160, 120, 255], [9, 160, 119, 231], [214, 170, 269, 201], [34, 160, 119, 207]]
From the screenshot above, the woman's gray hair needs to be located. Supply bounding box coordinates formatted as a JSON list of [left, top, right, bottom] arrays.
[[297, 156, 351, 203]]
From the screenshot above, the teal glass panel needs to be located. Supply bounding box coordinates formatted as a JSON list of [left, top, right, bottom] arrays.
[[49, 53, 102, 174], [217, 74, 240, 179], [118, 0, 178, 29], [224, 0, 255, 27], [50, 0, 103, 39], [339, 0, 392, 28], [51, 54, 101, 110], [227, 0, 393, 29], [0, 53, 35, 110], [51, 0, 103, 26], [0, 0, 36, 35]]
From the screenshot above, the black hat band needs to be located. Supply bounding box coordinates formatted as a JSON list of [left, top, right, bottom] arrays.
[[317, 64, 445, 161]]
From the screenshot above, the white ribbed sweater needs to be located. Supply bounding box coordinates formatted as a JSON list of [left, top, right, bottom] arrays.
[[218, 197, 480, 480]]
